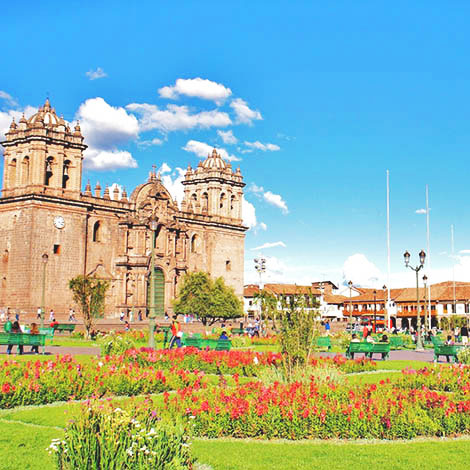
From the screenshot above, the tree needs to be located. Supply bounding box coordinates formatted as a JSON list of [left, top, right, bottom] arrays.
[[173, 271, 243, 325], [253, 289, 278, 331], [69, 275, 110, 339], [278, 292, 320, 381]]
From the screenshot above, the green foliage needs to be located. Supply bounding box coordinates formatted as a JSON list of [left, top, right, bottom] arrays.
[[50, 400, 194, 470], [457, 347, 470, 364], [98, 331, 136, 356], [69, 275, 109, 338], [277, 293, 320, 381], [253, 289, 278, 328], [440, 315, 468, 331], [173, 271, 243, 325]]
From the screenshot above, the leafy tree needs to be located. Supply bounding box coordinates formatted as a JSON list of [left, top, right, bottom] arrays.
[[173, 271, 243, 325], [69, 275, 110, 339], [253, 289, 278, 330], [278, 292, 320, 381]]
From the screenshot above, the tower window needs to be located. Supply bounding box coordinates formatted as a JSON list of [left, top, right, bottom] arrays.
[[9, 159, 17, 187], [191, 234, 200, 253], [45, 157, 54, 186], [226, 260, 231, 271], [53, 244, 61, 254], [93, 221, 101, 242], [62, 160, 71, 189], [21, 157, 30, 186]]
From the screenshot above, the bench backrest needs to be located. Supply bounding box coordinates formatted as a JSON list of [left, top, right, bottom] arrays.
[[435, 345, 458, 355], [215, 339, 232, 351], [0, 333, 46, 345], [316, 337, 331, 347], [184, 337, 202, 348], [54, 324, 76, 331], [348, 342, 373, 352], [371, 342, 390, 352]]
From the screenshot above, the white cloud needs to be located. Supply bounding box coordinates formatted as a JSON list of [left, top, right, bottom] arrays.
[[127, 103, 231, 133], [259, 222, 267, 231], [217, 129, 238, 145], [0, 91, 18, 107], [0, 105, 37, 141], [263, 191, 288, 213], [77, 97, 139, 149], [459, 250, 470, 255], [242, 197, 257, 229], [86, 67, 107, 80], [83, 149, 137, 171], [415, 208, 428, 214], [159, 163, 186, 207], [230, 98, 262, 125], [251, 241, 286, 251], [244, 141, 280, 151], [182, 140, 240, 162], [158, 78, 232, 104], [249, 183, 288, 214], [76, 98, 139, 171], [138, 137, 164, 147], [342, 254, 382, 288]]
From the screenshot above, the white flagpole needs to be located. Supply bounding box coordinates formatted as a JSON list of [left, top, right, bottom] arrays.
[[426, 185, 431, 329], [386, 170, 391, 329]]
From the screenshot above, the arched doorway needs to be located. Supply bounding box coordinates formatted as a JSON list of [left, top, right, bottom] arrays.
[[148, 268, 165, 317]]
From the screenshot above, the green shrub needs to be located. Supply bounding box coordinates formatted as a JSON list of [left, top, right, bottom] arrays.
[[49, 400, 194, 470], [457, 347, 470, 364], [98, 331, 136, 356]]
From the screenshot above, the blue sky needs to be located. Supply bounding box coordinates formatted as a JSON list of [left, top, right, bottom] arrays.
[[1, 1, 470, 288]]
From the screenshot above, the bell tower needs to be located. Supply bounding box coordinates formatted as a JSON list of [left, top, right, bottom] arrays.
[[1, 99, 87, 198], [181, 148, 244, 222]]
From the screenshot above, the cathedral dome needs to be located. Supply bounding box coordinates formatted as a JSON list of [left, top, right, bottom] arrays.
[[28, 98, 61, 127], [201, 148, 227, 170]]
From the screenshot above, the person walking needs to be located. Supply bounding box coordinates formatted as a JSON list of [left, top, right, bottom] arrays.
[[4, 317, 12, 333], [169, 315, 182, 348], [30, 323, 40, 354], [325, 320, 331, 335], [138, 309, 142, 322], [49, 309, 55, 322], [454, 326, 461, 343], [461, 324, 469, 345], [36, 307, 42, 320], [129, 308, 134, 323], [6, 321, 23, 355]]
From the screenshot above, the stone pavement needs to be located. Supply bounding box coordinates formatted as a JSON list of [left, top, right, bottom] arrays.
[[0, 345, 100, 356]]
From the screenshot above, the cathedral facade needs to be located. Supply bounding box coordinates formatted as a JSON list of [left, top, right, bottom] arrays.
[[0, 100, 246, 316]]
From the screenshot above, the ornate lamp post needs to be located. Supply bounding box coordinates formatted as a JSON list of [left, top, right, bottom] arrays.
[[373, 290, 377, 333], [41, 253, 48, 329], [254, 256, 266, 290], [148, 219, 158, 349], [348, 280, 353, 331], [423, 274, 428, 334], [382, 285, 388, 330], [404, 250, 426, 351]]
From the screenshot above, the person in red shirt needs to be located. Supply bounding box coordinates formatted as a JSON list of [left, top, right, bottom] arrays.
[[169, 315, 182, 348], [362, 323, 369, 339]]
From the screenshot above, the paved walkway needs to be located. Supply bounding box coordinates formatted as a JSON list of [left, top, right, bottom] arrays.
[[0, 345, 100, 356]]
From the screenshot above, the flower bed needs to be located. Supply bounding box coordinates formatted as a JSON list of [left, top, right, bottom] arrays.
[[0, 355, 200, 408], [160, 370, 470, 439]]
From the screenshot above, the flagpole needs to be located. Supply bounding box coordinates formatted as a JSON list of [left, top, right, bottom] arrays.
[[426, 185, 431, 330], [386, 170, 391, 329]]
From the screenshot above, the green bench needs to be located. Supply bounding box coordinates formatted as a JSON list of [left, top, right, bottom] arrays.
[[434, 344, 461, 363], [230, 328, 245, 335], [53, 324, 76, 333], [0, 332, 46, 354], [315, 336, 332, 351], [346, 341, 390, 360], [182, 337, 231, 351]]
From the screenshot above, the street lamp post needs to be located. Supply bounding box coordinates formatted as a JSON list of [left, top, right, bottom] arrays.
[[41, 253, 48, 329], [423, 274, 428, 336], [148, 219, 158, 349], [254, 256, 266, 325], [348, 280, 353, 332], [404, 250, 426, 351], [382, 285, 388, 330], [373, 290, 377, 333]]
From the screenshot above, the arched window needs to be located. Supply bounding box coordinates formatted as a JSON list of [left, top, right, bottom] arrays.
[[62, 160, 71, 189], [191, 234, 200, 253], [93, 221, 101, 242], [191, 193, 197, 203], [21, 157, 30, 185], [220, 193, 226, 210], [230, 195, 236, 211], [45, 157, 54, 186], [202, 192, 208, 211], [9, 159, 17, 187]]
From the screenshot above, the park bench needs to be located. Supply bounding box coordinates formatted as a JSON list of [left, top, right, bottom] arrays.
[[53, 324, 76, 333], [433, 344, 461, 363], [39, 327, 55, 343], [0, 332, 46, 354], [315, 336, 332, 351], [182, 337, 231, 351], [346, 342, 372, 359], [230, 328, 245, 335], [368, 342, 391, 360]]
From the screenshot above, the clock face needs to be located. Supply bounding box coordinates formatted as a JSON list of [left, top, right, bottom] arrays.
[[54, 216, 65, 229]]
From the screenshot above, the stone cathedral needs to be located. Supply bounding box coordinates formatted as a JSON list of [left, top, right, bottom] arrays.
[[0, 100, 246, 316]]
